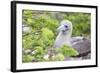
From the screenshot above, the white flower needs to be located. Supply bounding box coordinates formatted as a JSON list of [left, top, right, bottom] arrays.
[[22, 25, 31, 33], [31, 50, 37, 55], [43, 54, 49, 60]]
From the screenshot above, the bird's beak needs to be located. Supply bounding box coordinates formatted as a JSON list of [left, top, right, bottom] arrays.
[[57, 25, 64, 32]]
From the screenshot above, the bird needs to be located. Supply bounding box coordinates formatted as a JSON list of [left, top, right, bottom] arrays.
[[54, 20, 91, 58]]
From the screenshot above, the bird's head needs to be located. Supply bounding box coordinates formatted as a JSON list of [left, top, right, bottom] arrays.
[[57, 20, 73, 34]]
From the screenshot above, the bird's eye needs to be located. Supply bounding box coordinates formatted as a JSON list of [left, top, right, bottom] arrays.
[[64, 25, 68, 28]]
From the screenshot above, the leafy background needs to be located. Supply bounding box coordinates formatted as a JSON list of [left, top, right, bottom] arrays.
[[22, 10, 91, 63]]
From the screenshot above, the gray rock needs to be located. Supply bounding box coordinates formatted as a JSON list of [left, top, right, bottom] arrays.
[[64, 56, 82, 61], [82, 53, 91, 59]]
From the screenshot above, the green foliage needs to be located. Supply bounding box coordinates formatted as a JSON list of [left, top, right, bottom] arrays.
[[22, 34, 34, 49], [41, 28, 54, 39], [63, 12, 91, 36], [41, 28, 54, 46], [52, 53, 65, 61], [22, 55, 34, 62], [34, 46, 44, 55], [56, 45, 79, 57], [32, 46, 46, 61], [22, 10, 90, 62]]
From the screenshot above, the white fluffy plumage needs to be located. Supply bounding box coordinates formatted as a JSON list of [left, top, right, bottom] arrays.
[[54, 20, 73, 48]]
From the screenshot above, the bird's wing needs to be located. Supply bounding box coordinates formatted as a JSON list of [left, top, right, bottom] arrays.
[[71, 37, 91, 56]]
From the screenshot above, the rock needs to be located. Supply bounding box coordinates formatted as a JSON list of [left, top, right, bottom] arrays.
[[82, 53, 91, 59], [64, 56, 82, 61], [32, 59, 38, 62], [23, 49, 32, 54]]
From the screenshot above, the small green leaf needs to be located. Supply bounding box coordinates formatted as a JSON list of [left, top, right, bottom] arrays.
[[52, 53, 65, 61], [56, 45, 79, 57]]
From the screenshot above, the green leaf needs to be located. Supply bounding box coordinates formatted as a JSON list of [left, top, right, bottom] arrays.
[[56, 45, 79, 57], [22, 55, 34, 62], [52, 53, 65, 61]]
